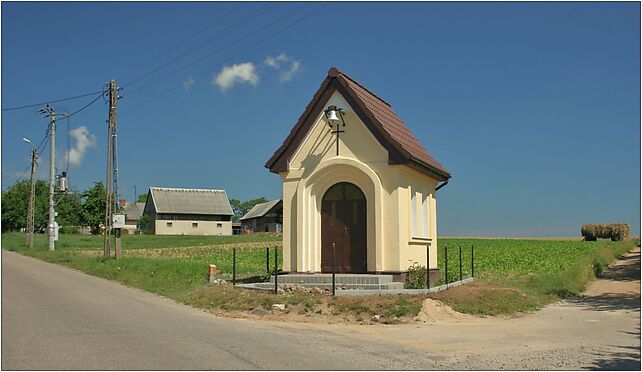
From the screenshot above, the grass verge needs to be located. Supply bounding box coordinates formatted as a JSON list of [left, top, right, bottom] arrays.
[[2, 233, 637, 321]]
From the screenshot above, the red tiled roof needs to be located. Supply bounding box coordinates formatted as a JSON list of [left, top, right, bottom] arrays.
[[266, 67, 450, 181]]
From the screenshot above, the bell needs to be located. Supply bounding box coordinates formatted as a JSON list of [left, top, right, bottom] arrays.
[[326, 109, 340, 123]]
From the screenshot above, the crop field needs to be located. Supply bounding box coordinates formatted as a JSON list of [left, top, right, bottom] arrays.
[[2, 232, 637, 317]]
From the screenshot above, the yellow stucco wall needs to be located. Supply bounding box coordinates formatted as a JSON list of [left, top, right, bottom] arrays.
[[154, 220, 232, 236], [281, 91, 441, 273]]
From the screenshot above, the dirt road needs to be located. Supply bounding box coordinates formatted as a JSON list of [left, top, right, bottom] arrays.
[[2, 248, 639, 370], [238, 248, 641, 370]]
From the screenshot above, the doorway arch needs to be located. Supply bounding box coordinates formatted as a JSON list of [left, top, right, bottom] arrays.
[[321, 182, 367, 273]]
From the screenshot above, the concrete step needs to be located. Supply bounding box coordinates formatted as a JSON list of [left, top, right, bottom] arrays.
[[268, 274, 397, 285], [248, 281, 406, 291]]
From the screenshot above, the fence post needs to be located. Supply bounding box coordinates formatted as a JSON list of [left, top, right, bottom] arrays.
[[459, 245, 463, 282], [232, 247, 236, 286], [266, 247, 270, 274], [274, 247, 278, 294], [426, 244, 430, 289], [332, 242, 336, 297], [445, 244, 449, 286], [471, 244, 475, 278]]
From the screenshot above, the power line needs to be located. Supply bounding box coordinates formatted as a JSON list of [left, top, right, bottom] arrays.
[[127, 3, 309, 96], [2, 91, 103, 112], [123, 3, 277, 89], [53, 92, 106, 122], [121, 2, 331, 116], [116, 4, 244, 82], [4, 129, 50, 190]]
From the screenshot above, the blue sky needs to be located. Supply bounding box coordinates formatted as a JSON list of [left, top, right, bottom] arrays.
[[2, 1, 640, 236]]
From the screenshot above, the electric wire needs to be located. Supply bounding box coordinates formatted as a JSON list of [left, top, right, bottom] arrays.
[[53, 92, 106, 122], [122, 3, 277, 88], [4, 130, 50, 190], [116, 4, 244, 82], [2, 91, 104, 112], [126, 2, 308, 96], [121, 2, 330, 116]]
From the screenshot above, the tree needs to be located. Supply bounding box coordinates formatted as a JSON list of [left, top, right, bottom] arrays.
[[81, 182, 107, 234], [137, 193, 148, 203], [1, 180, 49, 232], [229, 198, 242, 222], [229, 197, 269, 222], [55, 191, 83, 228]]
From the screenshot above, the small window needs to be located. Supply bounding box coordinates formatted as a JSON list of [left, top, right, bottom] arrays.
[[167, 222, 173, 228], [192, 222, 198, 228], [216, 223, 223, 228]]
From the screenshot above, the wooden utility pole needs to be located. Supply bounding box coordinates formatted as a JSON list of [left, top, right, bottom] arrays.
[[25, 148, 37, 248], [47, 107, 56, 251], [103, 81, 116, 259]]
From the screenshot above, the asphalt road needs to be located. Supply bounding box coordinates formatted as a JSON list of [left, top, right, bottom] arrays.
[[2, 249, 640, 370], [1, 250, 440, 370]]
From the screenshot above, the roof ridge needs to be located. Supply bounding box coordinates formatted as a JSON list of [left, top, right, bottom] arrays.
[[329, 67, 391, 107], [150, 186, 226, 193]]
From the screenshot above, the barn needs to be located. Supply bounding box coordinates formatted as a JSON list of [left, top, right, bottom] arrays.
[[240, 200, 283, 233], [141, 187, 234, 236]]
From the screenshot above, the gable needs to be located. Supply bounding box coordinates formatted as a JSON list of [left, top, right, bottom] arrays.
[[287, 90, 389, 170], [265, 67, 451, 181]]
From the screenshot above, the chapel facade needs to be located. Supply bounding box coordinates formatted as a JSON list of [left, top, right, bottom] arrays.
[[265, 67, 451, 279]]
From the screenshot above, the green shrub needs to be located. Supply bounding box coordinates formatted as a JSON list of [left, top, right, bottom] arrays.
[[404, 262, 427, 289]]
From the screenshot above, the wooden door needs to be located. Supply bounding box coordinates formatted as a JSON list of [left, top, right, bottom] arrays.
[[321, 182, 367, 273]]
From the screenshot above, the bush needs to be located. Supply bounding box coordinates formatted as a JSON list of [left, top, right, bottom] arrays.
[[405, 262, 427, 289], [59, 226, 80, 234]]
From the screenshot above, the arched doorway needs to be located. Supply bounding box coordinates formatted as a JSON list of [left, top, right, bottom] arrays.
[[321, 182, 367, 273]]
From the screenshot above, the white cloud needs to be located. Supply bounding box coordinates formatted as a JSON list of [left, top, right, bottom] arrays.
[[65, 126, 96, 168], [264, 53, 289, 68], [212, 63, 259, 91], [279, 60, 302, 83], [183, 77, 194, 90]]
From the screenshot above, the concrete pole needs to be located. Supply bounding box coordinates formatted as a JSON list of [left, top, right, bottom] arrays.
[[26, 148, 37, 248], [48, 109, 55, 251]]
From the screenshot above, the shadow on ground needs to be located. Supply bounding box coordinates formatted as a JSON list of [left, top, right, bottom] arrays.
[[585, 344, 641, 370], [599, 253, 641, 282], [566, 293, 641, 312]]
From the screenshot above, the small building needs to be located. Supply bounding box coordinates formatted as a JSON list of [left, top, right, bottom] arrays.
[[265, 67, 451, 279], [142, 187, 234, 235], [232, 222, 243, 235], [122, 201, 145, 234], [240, 200, 283, 233]]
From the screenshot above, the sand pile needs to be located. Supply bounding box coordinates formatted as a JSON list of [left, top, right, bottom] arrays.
[[415, 298, 473, 323]]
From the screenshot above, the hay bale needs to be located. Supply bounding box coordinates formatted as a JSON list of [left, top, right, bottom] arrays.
[[581, 224, 629, 241]]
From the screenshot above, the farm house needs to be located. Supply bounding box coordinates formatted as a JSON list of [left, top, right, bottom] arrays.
[[240, 199, 283, 233], [141, 187, 234, 236], [265, 67, 451, 280]]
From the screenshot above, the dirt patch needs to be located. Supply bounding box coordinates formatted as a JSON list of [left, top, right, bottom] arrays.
[[78, 241, 282, 259], [583, 247, 640, 297]]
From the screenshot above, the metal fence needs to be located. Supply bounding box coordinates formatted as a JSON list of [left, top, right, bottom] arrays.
[[433, 244, 475, 288]]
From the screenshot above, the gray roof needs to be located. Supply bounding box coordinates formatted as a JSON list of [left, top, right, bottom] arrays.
[[149, 187, 233, 215], [240, 200, 282, 220], [124, 202, 145, 221]]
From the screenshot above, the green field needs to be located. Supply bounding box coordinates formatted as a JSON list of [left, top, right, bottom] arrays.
[[1, 232, 637, 318]]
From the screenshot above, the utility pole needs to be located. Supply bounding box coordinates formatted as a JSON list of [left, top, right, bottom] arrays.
[[104, 80, 122, 259], [46, 106, 56, 251], [104, 81, 115, 259], [25, 147, 37, 248]]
